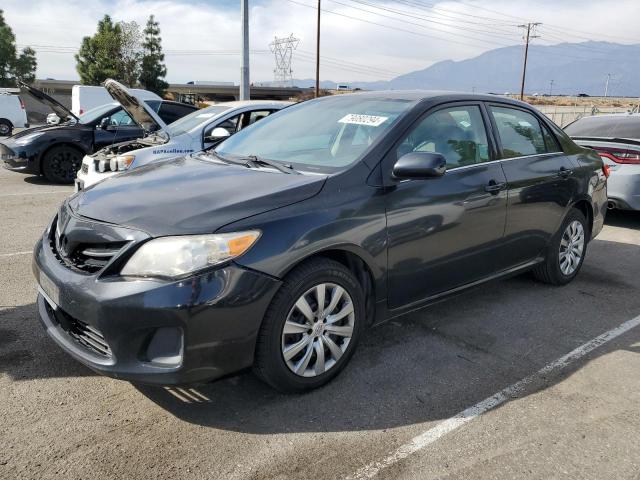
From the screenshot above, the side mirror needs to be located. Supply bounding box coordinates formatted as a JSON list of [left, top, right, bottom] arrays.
[[392, 152, 447, 180], [204, 127, 231, 143], [98, 117, 110, 130]]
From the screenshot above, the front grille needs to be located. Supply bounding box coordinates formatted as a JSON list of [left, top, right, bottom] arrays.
[[49, 216, 128, 274], [45, 303, 112, 357], [69, 242, 128, 273], [81, 163, 89, 174]]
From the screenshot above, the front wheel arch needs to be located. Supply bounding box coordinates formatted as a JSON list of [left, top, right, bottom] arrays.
[[38, 142, 87, 174]]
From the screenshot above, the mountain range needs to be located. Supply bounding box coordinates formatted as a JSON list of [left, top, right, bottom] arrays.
[[289, 42, 640, 96]]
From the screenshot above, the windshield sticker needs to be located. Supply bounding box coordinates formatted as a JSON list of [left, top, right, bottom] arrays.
[[339, 114, 388, 127], [195, 113, 217, 118]]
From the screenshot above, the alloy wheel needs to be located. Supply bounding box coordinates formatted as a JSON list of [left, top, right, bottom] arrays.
[[559, 220, 585, 275], [281, 283, 355, 377], [0, 123, 10, 135], [50, 149, 81, 182]]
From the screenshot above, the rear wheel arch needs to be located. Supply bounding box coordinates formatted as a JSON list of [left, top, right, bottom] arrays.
[[570, 199, 594, 239]]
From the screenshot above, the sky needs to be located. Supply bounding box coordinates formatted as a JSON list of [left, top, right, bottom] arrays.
[[3, 0, 640, 84]]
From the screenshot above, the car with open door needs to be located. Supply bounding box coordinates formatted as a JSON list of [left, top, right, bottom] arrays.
[[33, 92, 607, 393], [75, 96, 291, 191], [1, 81, 196, 183]]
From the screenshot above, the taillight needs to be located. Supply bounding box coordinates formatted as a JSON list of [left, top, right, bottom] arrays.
[[79, 109, 84, 115], [602, 164, 611, 178], [19, 97, 25, 110], [595, 147, 640, 165]]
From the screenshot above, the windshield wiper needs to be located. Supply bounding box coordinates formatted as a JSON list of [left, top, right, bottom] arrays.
[[242, 155, 300, 175]]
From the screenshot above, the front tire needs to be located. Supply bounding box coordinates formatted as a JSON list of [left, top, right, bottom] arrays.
[[533, 208, 588, 285], [41, 145, 83, 184], [254, 258, 365, 393]]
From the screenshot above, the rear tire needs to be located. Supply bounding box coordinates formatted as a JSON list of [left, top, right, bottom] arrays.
[[41, 145, 83, 184], [254, 258, 365, 393], [0, 119, 12, 136], [533, 208, 588, 285]]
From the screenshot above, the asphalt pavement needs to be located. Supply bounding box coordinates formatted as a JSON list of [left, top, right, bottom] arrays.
[[1, 165, 639, 480]]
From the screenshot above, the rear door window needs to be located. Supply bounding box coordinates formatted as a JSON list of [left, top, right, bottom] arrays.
[[489, 106, 547, 158]]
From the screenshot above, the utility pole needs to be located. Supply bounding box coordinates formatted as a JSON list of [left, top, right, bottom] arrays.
[[518, 22, 541, 101], [549, 79, 554, 96], [604, 73, 611, 97], [240, 0, 250, 100], [315, 0, 321, 98]]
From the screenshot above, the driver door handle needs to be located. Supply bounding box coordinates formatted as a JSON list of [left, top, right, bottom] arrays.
[[484, 180, 507, 194]]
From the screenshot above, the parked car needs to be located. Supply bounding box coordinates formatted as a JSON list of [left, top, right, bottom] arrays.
[[72, 84, 161, 116], [565, 113, 640, 210], [75, 98, 291, 191], [33, 92, 607, 392], [0, 92, 29, 136], [1, 81, 197, 183]]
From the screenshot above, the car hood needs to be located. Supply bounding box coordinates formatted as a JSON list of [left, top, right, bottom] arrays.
[[19, 81, 78, 122], [3, 123, 84, 144], [104, 79, 167, 133], [68, 155, 327, 236]]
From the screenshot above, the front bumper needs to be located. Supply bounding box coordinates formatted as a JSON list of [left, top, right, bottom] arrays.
[[1, 142, 39, 174], [75, 155, 119, 191], [33, 230, 282, 385]]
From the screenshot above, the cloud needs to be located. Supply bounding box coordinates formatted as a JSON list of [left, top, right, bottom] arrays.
[[3, 0, 640, 83]]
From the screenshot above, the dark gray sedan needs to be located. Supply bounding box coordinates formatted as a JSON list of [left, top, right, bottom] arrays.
[[33, 91, 607, 392]]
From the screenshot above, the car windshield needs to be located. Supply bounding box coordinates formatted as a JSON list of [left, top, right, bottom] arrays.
[[565, 115, 640, 139], [78, 104, 117, 124], [164, 105, 230, 137], [215, 96, 414, 173]]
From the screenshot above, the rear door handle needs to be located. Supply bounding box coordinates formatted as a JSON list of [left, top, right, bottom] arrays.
[[558, 167, 573, 178], [484, 180, 507, 194]]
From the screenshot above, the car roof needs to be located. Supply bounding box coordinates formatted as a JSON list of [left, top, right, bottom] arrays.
[[211, 100, 293, 108], [332, 90, 534, 108]]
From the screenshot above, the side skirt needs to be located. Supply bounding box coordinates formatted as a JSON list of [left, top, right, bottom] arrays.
[[372, 257, 545, 326]]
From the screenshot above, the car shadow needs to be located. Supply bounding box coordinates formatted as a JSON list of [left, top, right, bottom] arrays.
[[0, 303, 96, 381], [605, 209, 640, 229], [3, 239, 640, 434], [22, 175, 70, 187]]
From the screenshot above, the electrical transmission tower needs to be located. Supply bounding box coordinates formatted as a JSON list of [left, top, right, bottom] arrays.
[[518, 22, 541, 100], [269, 34, 300, 87]]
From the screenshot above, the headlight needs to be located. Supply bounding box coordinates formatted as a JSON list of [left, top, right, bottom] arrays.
[[97, 155, 135, 173], [120, 231, 261, 279]]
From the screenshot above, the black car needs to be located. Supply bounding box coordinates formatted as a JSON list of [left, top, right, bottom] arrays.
[[33, 92, 607, 392], [1, 82, 197, 183]]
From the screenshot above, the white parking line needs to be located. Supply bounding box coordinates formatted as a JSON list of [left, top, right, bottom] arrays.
[[347, 314, 640, 479], [0, 251, 32, 258], [0, 190, 72, 197]]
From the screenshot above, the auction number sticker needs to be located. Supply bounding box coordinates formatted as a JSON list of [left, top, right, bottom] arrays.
[[339, 114, 388, 127]]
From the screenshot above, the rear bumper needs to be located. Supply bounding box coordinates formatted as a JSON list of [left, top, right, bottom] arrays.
[[607, 166, 640, 211], [33, 233, 282, 385]]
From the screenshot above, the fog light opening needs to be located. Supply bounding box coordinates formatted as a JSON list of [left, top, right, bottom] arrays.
[[145, 327, 184, 368]]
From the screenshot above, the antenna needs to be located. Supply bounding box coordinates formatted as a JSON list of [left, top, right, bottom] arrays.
[[269, 34, 300, 87]]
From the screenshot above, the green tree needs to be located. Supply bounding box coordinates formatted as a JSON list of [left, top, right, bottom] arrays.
[[75, 15, 124, 85], [139, 15, 168, 96], [0, 10, 37, 87], [119, 20, 142, 87]]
